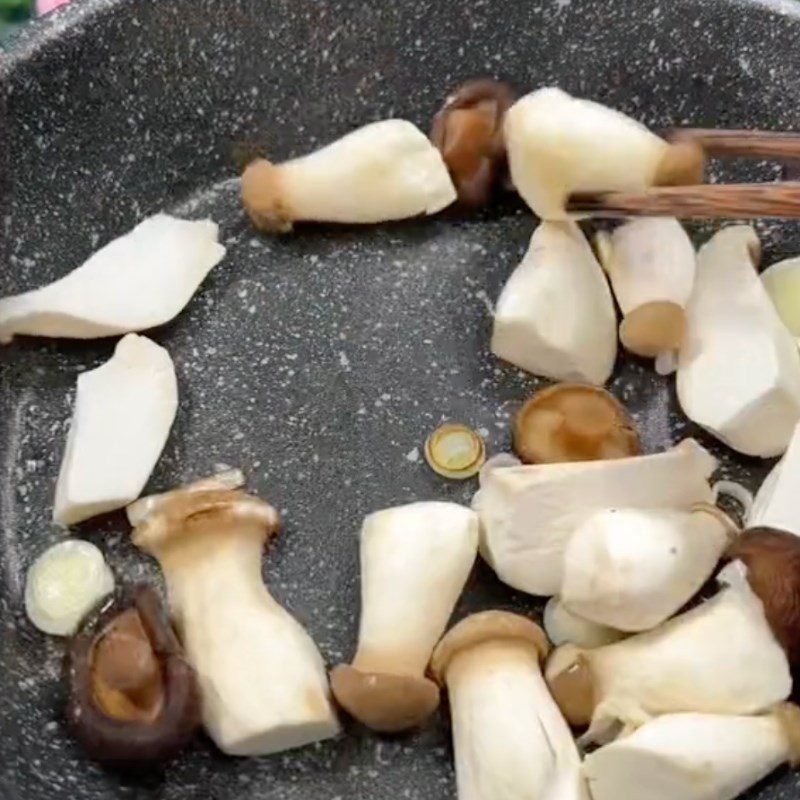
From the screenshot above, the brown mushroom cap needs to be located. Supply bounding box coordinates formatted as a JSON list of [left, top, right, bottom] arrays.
[[241, 158, 294, 233], [544, 645, 597, 728], [430, 78, 516, 207], [728, 527, 800, 670], [513, 383, 641, 464], [329, 664, 440, 733], [67, 585, 201, 762], [620, 301, 686, 358], [132, 489, 280, 562], [429, 611, 549, 686]]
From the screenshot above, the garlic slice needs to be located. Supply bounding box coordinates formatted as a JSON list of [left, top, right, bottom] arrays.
[[762, 255, 800, 340], [25, 540, 115, 636], [677, 226, 800, 457], [54, 334, 178, 526], [491, 221, 617, 385], [241, 120, 456, 231], [0, 215, 226, 344]]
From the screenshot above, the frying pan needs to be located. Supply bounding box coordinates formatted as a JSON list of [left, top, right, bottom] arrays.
[[2, 0, 800, 797]]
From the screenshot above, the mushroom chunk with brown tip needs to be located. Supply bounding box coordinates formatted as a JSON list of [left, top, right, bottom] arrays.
[[545, 562, 792, 744], [728, 527, 800, 674], [132, 486, 340, 756], [330, 502, 478, 732], [583, 705, 800, 800], [67, 585, 201, 762], [430, 611, 587, 800], [513, 383, 640, 464], [430, 79, 516, 207]]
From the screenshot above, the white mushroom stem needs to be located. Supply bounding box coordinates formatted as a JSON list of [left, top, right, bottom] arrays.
[[596, 218, 696, 359], [431, 612, 588, 800], [544, 598, 625, 649], [560, 504, 737, 632], [133, 488, 340, 756], [677, 226, 800, 457], [583, 705, 800, 800], [491, 221, 617, 385], [0, 215, 226, 344], [241, 120, 456, 231], [54, 334, 178, 526], [750, 420, 800, 532], [504, 88, 675, 221], [330, 502, 478, 732], [545, 561, 792, 744], [473, 439, 716, 596]]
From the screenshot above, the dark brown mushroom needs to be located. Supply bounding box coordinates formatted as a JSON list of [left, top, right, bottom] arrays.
[[430, 78, 517, 207], [728, 528, 800, 673], [513, 383, 641, 464], [67, 585, 201, 762]]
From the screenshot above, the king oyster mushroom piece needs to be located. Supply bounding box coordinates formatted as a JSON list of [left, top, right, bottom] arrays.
[[491, 221, 617, 385], [545, 561, 792, 744], [504, 87, 703, 221], [330, 501, 478, 732], [67, 585, 201, 762], [132, 485, 340, 756], [0, 215, 226, 344], [583, 705, 800, 800], [750, 420, 800, 532], [430, 611, 588, 800], [678, 226, 800, 457], [762, 255, 800, 343], [473, 439, 716, 596], [53, 334, 178, 526], [241, 120, 456, 232], [595, 218, 696, 362], [560, 504, 738, 632]]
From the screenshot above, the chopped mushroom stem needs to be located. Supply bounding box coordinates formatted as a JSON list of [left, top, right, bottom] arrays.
[[241, 120, 456, 232], [53, 334, 178, 526], [133, 488, 340, 756], [474, 439, 716, 596], [597, 218, 696, 360], [0, 215, 225, 344], [491, 221, 617, 385], [583, 705, 800, 800], [678, 226, 800, 457], [331, 502, 478, 732], [504, 88, 675, 220], [560, 503, 738, 632], [430, 611, 588, 800], [546, 563, 792, 744]]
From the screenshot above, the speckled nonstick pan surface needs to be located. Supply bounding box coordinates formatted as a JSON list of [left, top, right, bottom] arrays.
[[1, 0, 800, 797]]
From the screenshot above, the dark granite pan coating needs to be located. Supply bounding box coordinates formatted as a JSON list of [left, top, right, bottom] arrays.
[[1, 0, 800, 797]]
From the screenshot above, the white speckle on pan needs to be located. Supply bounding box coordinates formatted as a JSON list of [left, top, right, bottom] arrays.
[[1, 387, 33, 601], [405, 447, 420, 463], [339, 351, 350, 368]]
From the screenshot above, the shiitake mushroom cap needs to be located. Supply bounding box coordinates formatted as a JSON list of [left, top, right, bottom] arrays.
[[430, 78, 517, 207], [67, 584, 201, 763], [513, 383, 641, 464]]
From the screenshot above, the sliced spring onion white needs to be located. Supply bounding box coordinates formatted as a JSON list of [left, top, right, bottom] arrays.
[[24, 540, 114, 636]]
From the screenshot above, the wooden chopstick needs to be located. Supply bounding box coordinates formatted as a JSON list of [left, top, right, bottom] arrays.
[[664, 128, 800, 162], [568, 182, 800, 219]]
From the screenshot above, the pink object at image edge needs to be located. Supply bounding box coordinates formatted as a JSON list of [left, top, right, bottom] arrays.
[[37, 0, 71, 15]]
